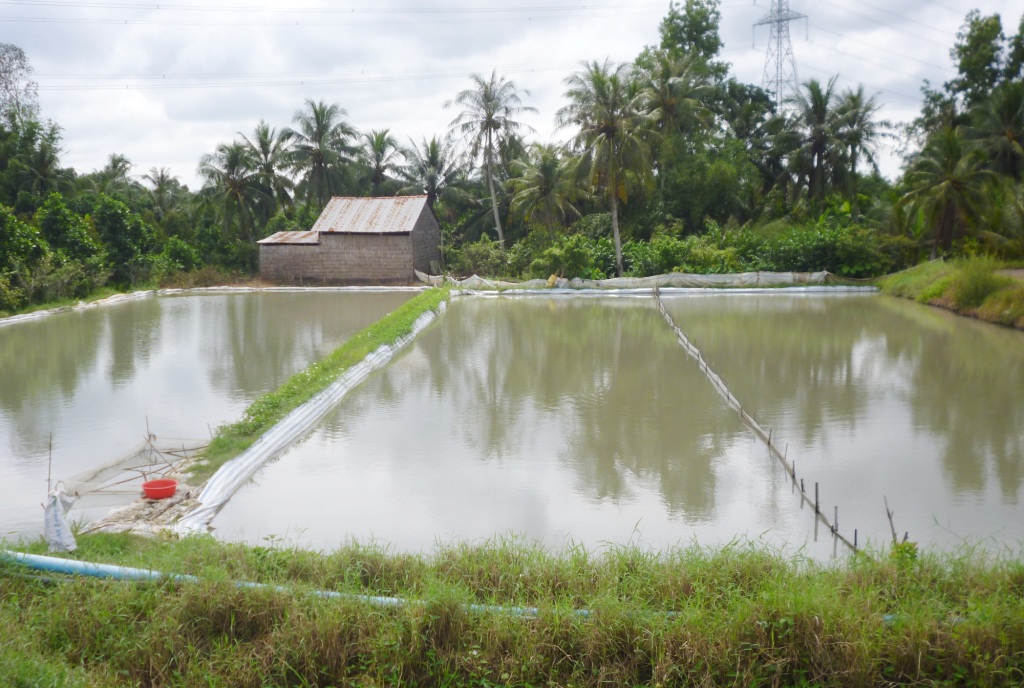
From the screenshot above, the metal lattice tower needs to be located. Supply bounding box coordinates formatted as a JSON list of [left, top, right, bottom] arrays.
[[754, 0, 807, 109]]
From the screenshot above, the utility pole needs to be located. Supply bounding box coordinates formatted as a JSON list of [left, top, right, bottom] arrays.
[[754, 0, 808, 109]]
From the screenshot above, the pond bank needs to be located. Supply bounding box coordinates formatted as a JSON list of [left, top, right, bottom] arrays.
[[879, 258, 1024, 330], [2, 533, 1023, 687]]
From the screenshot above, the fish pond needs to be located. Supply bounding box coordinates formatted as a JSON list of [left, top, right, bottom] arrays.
[[212, 293, 1024, 558], [0, 290, 414, 538]]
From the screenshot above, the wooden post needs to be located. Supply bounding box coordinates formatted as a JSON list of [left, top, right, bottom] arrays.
[[854, 529, 858, 549], [47, 432, 53, 494], [814, 482, 819, 514], [800, 478, 805, 493], [884, 496, 898, 545], [834, 506, 838, 532]]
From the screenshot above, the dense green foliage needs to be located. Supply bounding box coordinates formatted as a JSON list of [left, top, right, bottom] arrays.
[[3, 534, 1024, 687], [2, 3, 1023, 312]]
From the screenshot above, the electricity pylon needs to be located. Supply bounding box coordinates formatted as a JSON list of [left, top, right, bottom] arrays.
[[754, 0, 808, 109]]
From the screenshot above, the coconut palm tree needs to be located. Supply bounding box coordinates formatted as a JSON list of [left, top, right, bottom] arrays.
[[556, 59, 653, 276], [398, 135, 469, 213], [285, 98, 356, 208], [358, 128, 402, 196], [967, 80, 1024, 181], [783, 77, 846, 212], [836, 85, 890, 219], [447, 70, 536, 249], [638, 50, 711, 195], [240, 120, 294, 216], [198, 142, 269, 244], [507, 143, 585, 228], [141, 166, 181, 223], [901, 127, 995, 257], [640, 51, 710, 137]]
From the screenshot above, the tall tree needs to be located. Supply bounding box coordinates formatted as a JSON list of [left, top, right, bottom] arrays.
[[557, 59, 653, 276], [0, 43, 39, 124], [198, 142, 267, 244], [837, 85, 890, 219], [1006, 13, 1024, 81], [967, 80, 1024, 181], [398, 135, 468, 213], [659, 0, 723, 64], [16, 120, 67, 198], [507, 143, 585, 228], [141, 166, 181, 223], [447, 70, 536, 249], [285, 99, 356, 208], [783, 76, 846, 212], [947, 11, 1006, 107], [902, 127, 994, 257], [240, 120, 294, 217], [638, 50, 712, 197], [358, 128, 402, 196]]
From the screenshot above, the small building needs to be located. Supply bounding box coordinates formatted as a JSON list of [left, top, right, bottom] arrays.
[[257, 195, 441, 284]]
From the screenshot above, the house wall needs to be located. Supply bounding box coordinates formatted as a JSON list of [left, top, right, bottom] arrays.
[[410, 208, 442, 273], [259, 233, 415, 283]]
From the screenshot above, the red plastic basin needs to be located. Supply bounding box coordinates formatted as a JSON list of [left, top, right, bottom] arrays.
[[142, 479, 178, 500]]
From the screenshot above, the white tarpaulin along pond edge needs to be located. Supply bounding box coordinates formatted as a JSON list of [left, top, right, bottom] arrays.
[[416, 270, 855, 290], [458, 286, 878, 299], [172, 301, 447, 534], [0, 285, 427, 329]]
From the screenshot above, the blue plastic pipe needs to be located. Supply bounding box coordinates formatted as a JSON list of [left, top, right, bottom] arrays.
[[0, 549, 546, 617]]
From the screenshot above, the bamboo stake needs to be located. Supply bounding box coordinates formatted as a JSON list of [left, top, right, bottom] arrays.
[[47, 433, 53, 494], [884, 496, 898, 545]]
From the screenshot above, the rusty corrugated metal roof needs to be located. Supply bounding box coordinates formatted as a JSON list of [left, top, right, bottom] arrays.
[[257, 230, 321, 245], [310, 196, 429, 235]]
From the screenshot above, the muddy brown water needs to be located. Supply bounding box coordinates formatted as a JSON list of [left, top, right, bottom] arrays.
[[0, 291, 414, 539], [213, 292, 1024, 557]]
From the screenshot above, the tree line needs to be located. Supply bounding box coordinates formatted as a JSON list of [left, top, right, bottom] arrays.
[[1, 0, 1022, 311]]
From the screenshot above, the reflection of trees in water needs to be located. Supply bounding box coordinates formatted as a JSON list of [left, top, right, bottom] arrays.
[[335, 298, 747, 520], [667, 295, 1024, 501], [0, 311, 105, 417], [200, 293, 413, 398], [107, 300, 163, 387], [664, 297, 882, 446], [875, 298, 1024, 502], [0, 309, 107, 455]]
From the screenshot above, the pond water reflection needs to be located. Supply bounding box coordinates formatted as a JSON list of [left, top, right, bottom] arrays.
[[215, 293, 1024, 556], [0, 291, 413, 538], [215, 297, 815, 553], [662, 292, 1024, 551]]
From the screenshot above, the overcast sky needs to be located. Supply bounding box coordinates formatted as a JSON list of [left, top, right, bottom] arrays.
[[5, 0, 1022, 190]]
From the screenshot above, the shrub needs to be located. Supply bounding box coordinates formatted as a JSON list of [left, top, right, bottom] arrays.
[[976, 283, 1024, 326], [529, 235, 612, 280], [570, 213, 612, 239], [457, 237, 506, 277], [950, 256, 1013, 310], [0, 273, 25, 311], [162, 236, 202, 272]]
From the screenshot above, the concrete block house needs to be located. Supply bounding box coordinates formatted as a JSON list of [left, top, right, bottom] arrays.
[[258, 195, 441, 284]]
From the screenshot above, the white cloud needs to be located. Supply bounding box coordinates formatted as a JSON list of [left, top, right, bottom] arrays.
[[11, 0, 1023, 187]]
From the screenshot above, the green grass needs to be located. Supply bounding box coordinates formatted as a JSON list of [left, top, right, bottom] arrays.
[[3, 534, 1024, 687], [880, 258, 1024, 329], [189, 287, 449, 482]]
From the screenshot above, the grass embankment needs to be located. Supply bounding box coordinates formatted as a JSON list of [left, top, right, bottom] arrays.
[[189, 286, 448, 483], [2, 534, 1024, 687], [880, 257, 1024, 329]]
